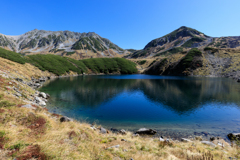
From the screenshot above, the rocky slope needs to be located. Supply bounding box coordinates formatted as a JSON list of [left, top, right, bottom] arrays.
[[142, 47, 240, 79], [126, 26, 240, 59], [0, 29, 129, 59], [125, 26, 240, 79]]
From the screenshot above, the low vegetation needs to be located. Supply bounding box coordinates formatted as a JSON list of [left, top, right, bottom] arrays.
[[0, 47, 26, 64], [154, 47, 183, 57], [181, 48, 202, 67], [137, 60, 147, 65], [182, 37, 205, 48], [0, 48, 138, 75], [82, 58, 137, 74]]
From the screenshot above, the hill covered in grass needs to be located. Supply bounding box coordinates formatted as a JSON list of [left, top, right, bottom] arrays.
[[0, 48, 137, 75]]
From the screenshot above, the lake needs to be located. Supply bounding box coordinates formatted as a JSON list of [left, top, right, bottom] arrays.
[[40, 74, 240, 140]]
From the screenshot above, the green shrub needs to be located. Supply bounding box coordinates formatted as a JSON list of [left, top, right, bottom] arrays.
[[0, 48, 26, 64], [81, 58, 137, 74], [174, 40, 181, 46], [204, 47, 218, 53], [182, 37, 205, 48], [66, 52, 75, 55], [9, 142, 29, 150], [0, 101, 15, 108], [215, 42, 221, 47], [148, 60, 156, 67], [154, 47, 183, 57], [0, 48, 137, 75], [26, 54, 82, 75], [138, 60, 147, 65], [181, 48, 202, 67], [0, 131, 5, 138]]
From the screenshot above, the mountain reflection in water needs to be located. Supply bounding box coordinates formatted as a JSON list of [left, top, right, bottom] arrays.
[[40, 75, 240, 139], [41, 75, 240, 115]]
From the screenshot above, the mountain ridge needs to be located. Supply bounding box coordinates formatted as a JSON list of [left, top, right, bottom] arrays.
[[0, 29, 129, 59], [127, 26, 240, 58]]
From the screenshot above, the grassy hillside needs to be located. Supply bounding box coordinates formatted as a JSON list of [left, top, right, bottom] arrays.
[[0, 48, 137, 75]]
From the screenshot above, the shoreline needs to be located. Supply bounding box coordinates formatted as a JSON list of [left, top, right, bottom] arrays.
[[1, 71, 239, 159], [38, 74, 235, 143]]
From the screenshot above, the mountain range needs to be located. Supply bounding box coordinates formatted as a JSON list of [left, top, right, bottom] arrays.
[[0, 29, 128, 59], [1, 26, 240, 79]]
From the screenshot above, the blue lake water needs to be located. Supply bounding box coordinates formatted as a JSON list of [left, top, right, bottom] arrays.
[[40, 74, 240, 140]]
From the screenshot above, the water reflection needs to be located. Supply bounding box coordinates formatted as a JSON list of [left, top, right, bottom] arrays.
[[41, 75, 240, 115]]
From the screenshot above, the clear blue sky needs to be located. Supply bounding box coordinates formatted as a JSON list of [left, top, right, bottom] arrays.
[[0, 0, 239, 49]]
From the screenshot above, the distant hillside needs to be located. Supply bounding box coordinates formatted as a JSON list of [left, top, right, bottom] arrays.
[[126, 26, 240, 58], [0, 47, 137, 75], [143, 47, 240, 79], [0, 29, 129, 59]]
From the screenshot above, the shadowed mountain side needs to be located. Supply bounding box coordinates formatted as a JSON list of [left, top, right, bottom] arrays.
[[41, 76, 240, 115]]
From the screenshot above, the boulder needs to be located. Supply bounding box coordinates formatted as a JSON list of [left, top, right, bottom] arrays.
[[21, 104, 36, 110], [159, 137, 164, 142], [100, 127, 107, 134], [201, 141, 216, 147], [132, 134, 139, 137], [60, 116, 73, 122], [14, 93, 22, 97], [39, 101, 46, 106], [15, 78, 23, 82], [227, 133, 240, 140], [34, 83, 41, 87], [110, 128, 119, 132], [210, 137, 215, 141], [46, 93, 50, 99], [181, 138, 192, 142], [195, 136, 202, 141], [5, 86, 12, 90], [119, 129, 127, 135], [106, 145, 120, 150], [39, 92, 47, 99], [39, 78, 46, 82], [35, 97, 42, 103], [135, 128, 157, 135]]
